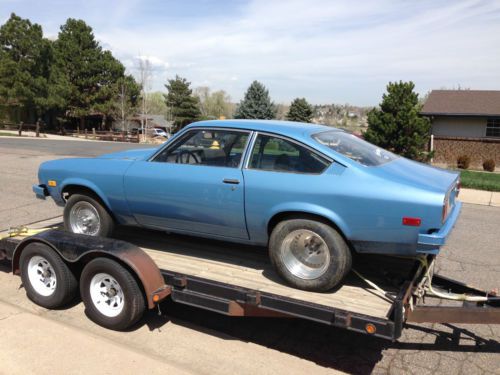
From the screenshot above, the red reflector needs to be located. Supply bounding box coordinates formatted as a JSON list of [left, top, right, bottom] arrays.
[[402, 217, 421, 226]]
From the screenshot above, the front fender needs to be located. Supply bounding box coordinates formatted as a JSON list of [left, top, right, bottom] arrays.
[[12, 230, 169, 309], [60, 178, 112, 210]]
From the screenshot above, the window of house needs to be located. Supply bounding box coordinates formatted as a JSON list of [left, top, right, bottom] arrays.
[[486, 118, 500, 137], [249, 134, 330, 174], [153, 129, 250, 167]]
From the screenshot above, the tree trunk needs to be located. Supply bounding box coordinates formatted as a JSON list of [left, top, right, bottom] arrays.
[[79, 117, 85, 134]]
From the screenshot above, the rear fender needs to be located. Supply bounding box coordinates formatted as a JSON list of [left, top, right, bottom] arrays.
[[12, 230, 169, 308], [268, 202, 352, 238]]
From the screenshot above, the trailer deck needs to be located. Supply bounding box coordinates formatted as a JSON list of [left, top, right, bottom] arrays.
[[1, 216, 498, 341]]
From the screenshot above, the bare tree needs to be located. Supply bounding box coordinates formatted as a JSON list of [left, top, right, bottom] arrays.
[[118, 82, 127, 131], [137, 57, 152, 142]]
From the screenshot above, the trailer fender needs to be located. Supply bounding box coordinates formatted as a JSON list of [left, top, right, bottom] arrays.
[[12, 230, 170, 309]]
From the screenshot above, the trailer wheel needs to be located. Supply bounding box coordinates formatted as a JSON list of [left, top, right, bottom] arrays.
[[20, 242, 78, 308], [80, 258, 145, 330], [269, 219, 352, 291]]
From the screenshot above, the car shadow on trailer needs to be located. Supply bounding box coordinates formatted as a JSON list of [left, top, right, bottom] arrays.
[[112, 225, 415, 300]]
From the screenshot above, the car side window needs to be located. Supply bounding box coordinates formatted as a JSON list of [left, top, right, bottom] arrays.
[[153, 129, 250, 168], [249, 134, 330, 174]]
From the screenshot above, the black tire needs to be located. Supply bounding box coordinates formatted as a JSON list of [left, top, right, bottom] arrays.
[[20, 242, 78, 308], [64, 193, 114, 237], [269, 219, 352, 292], [80, 258, 145, 330]]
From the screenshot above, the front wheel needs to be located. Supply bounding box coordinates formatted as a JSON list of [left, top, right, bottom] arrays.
[[80, 258, 146, 330], [64, 193, 114, 237], [269, 219, 352, 292]]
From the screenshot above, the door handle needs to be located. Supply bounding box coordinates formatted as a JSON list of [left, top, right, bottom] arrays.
[[223, 178, 240, 185]]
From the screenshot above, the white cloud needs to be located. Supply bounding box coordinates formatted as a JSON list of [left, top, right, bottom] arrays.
[[3, 0, 500, 105]]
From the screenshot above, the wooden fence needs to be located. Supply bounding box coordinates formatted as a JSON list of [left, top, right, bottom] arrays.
[[0, 122, 139, 143]]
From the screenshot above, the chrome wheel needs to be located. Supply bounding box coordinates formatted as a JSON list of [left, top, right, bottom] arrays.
[[69, 201, 101, 235], [27, 255, 57, 297], [89, 273, 125, 318], [280, 229, 330, 280]]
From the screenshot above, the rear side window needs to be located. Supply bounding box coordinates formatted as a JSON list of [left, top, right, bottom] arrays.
[[249, 134, 330, 174], [153, 129, 250, 168], [312, 130, 397, 166]]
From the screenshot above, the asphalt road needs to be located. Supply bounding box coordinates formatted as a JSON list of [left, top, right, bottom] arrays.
[[0, 137, 499, 375], [0, 136, 154, 157]]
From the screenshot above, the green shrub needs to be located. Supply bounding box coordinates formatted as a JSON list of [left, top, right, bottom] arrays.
[[483, 159, 496, 172], [457, 155, 470, 169]]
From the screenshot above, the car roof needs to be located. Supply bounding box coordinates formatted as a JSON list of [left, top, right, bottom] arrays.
[[185, 119, 339, 139]]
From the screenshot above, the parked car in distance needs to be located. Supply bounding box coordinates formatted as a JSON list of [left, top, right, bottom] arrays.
[[33, 120, 462, 291], [151, 128, 169, 138], [131, 127, 170, 138]]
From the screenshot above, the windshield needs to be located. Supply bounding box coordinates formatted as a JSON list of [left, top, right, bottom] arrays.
[[312, 131, 398, 166]]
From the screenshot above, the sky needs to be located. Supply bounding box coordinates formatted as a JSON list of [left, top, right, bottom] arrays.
[[1, 0, 500, 106]]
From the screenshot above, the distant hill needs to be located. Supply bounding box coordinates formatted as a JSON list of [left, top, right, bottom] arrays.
[[312, 104, 372, 134]]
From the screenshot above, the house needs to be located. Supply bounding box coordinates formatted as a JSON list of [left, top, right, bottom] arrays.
[[114, 114, 173, 134], [421, 90, 500, 167]]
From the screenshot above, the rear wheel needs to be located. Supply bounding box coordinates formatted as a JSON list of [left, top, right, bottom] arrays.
[[64, 193, 114, 237], [80, 258, 145, 330], [20, 242, 78, 308], [269, 219, 352, 291]]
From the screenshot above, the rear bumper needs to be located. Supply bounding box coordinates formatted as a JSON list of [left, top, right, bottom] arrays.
[[32, 184, 49, 200], [417, 201, 462, 254]]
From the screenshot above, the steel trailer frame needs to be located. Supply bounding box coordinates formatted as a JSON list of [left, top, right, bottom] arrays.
[[0, 229, 498, 341]]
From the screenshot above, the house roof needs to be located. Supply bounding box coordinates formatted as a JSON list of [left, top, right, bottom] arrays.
[[421, 90, 500, 117]]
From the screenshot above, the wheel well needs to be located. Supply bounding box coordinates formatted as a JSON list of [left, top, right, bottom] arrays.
[[61, 184, 115, 220], [267, 211, 351, 245], [62, 185, 100, 203]]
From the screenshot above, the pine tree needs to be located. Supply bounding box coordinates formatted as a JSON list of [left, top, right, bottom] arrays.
[[164, 75, 201, 131], [234, 81, 276, 119], [54, 19, 125, 129], [0, 13, 52, 121], [364, 81, 431, 161], [286, 97, 313, 123]]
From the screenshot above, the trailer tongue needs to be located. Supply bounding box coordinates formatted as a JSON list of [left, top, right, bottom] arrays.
[[1, 217, 498, 341]]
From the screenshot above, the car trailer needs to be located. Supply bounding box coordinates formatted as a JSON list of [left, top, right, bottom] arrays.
[[0, 217, 498, 340]]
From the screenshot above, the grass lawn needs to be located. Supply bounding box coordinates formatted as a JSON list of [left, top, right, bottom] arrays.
[[459, 170, 500, 192], [0, 132, 18, 136]]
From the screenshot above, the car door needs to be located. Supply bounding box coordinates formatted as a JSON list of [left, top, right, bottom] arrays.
[[124, 128, 251, 240], [242, 133, 332, 242]]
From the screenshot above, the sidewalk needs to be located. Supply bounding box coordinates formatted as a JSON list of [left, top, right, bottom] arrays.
[[0, 300, 192, 375], [0, 129, 92, 141], [459, 188, 500, 207]]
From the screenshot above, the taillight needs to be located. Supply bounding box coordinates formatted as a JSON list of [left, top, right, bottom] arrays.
[[442, 196, 450, 223], [456, 179, 461, 196]]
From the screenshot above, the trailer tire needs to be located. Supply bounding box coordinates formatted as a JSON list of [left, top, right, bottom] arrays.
[[269, 219, 352, 292], [64, 193, 114, 237], [20, 242, 78, 308], [80, 258, 145, 330]]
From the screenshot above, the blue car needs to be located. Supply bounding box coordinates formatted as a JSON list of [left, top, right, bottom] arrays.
[[34, 120, 461, 291]]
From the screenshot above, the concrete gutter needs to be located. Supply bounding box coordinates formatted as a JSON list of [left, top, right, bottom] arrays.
[[459, 188, 500, 207]]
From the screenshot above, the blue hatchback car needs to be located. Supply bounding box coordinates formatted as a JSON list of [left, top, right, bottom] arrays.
[[34, 120, 461, 291]]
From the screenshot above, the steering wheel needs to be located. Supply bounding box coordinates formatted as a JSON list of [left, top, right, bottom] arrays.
[[176, 150, 201, 164]]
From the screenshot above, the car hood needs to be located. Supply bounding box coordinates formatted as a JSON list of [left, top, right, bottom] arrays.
[[373, 157, 459, 193], [98, 148, 157, 161]]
